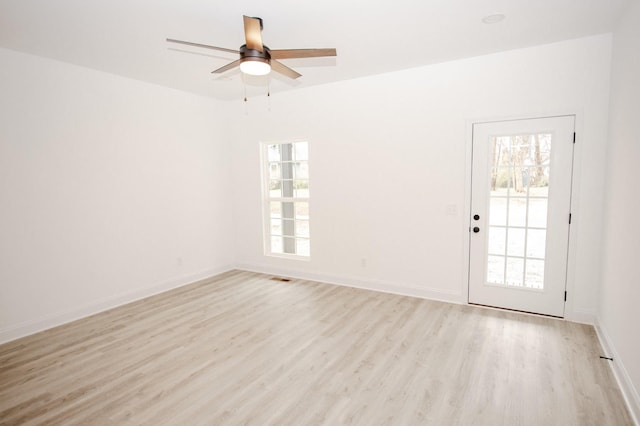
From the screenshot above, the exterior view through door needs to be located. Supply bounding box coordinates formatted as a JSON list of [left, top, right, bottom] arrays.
[[469, 116, 575, 317]]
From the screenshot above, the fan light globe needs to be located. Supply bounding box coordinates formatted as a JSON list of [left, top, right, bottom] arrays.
[[240, 59, 271, 76]]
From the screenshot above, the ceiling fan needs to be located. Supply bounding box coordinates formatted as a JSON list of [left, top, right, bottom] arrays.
[[167, 15, 337, 79]]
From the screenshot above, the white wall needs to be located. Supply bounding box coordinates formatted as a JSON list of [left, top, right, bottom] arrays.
[[231, 35, 612, 318], [0, 48, 234, 342], [0, 33, 618, 345], [598, 0, 640, 419]]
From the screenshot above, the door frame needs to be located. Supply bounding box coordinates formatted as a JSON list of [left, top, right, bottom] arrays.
[[462, 111, 583, 319]]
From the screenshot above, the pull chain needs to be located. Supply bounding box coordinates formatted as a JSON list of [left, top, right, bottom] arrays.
[[243, 81, 248, 115], [267, 80, 271, 112]]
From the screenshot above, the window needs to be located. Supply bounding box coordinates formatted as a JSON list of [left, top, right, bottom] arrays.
[[262, 141, 310, 258]]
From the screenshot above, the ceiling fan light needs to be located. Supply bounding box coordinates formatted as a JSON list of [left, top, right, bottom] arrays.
[[240, 58, 271, 76]]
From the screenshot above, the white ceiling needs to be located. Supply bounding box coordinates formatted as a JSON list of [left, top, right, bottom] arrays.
[[0, 0, 630, 100]]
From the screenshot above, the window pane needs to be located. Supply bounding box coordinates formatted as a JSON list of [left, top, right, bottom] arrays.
[[490, 169, 512, 196], [282, 237, 295, 254], [295, 202, 309, 219], [296, 239, 310, 256], [282, 202, 294, 219], [534, 169, 548, 192], [489, 136, 511, 197], [529, 183, 549, 198], [506, 257, 524, 287], [270, 236, 283, 253], [293, 162, 309, 179], [269, 163, 281, 179], [522, 168, 532, 190], [293, 142, 308, 161], [295, 220, 310, 238], [270, 219, 282, 236], [536, 134, 552, 156], [526, 229, 546, 259], [508, 198, 527, 227], [488, 227, 506, 255], [489, 197, 507, 226], [528, 165, 549, 195], [281, 219, 294, 238], [507, 228, 525, 257], [525, 259, 545, 289], [281, 179, 294, 198], [528, 198, 548, 228], [280, 162, 294, 180], [267, 144, 281, 162], [270, 202, 281, 219], [280, 144, 293, 161], [294, 180, 310, 198], [487, 255, 505, 285], [269, 180, 282, 198]]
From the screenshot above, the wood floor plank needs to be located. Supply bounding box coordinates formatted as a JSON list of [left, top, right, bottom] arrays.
[[0, 270, 634, 425]]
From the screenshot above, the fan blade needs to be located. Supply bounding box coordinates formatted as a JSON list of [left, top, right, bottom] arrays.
[[271, 60, 302, 79], [212, 59, 241, 74], [243, 16, 263, 52], [270, 48, 337, 60], [167, 38, 239, 54]]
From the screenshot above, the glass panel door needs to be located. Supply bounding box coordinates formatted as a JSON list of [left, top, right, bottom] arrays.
[[469, 116, 575, 317]]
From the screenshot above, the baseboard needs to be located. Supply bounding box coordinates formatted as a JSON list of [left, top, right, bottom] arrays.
[[1, 264, 460, 345], [564, 310, 596, 325], [0, 264, 234, 345], [236, 263, 464, 305], [594, 318, 640, 425]]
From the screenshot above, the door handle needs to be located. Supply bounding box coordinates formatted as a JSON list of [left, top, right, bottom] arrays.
[[473, 227, 480, 233]]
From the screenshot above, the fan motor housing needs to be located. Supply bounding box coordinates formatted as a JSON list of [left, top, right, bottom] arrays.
[[239, 44, 271, 63]]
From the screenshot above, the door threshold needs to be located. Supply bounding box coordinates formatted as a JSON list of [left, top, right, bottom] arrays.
[[468, 302, 564, 320]]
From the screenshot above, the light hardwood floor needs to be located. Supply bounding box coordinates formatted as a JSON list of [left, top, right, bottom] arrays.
[[0, 270, 633, 425]]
